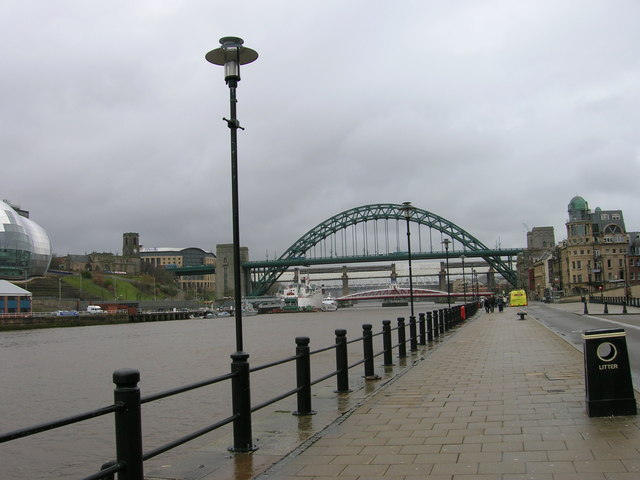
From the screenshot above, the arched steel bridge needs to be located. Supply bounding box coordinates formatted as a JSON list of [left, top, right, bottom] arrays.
[[246, 203, 523, 296]]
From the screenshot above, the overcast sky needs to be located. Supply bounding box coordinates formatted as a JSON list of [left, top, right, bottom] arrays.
[[3, 0, 639, 259]]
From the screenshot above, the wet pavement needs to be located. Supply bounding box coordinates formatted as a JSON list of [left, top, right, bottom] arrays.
[[150, 302, 640, 479]]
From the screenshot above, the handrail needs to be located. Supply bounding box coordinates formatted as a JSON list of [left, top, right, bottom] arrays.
[[141, 372, 236, 404], [142, 415, 237, 461], [0, 302, 479, 480], [0, 403, 121, 443], [250, 354, 299, 373]]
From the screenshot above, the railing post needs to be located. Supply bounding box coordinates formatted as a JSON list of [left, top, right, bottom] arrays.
[[427, 312, 433, 342], [362, 324, 379, 379], [439, 309, 445, 335], [335, 329, 351, 393], [382, 320, 394, 366], [433, 311, 440, 339], [294, 337, 316, 416], [418, 313, 426, 346], [113, 369, 143, 480], [230, 352, 255, 452], [100, 460, 117, 480], [409, 315, 418, 351], [397, 317, 407, 358]]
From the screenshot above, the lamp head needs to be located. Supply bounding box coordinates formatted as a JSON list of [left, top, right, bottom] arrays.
[[206, 36, 258, 84], [399, 201, 415, 219]]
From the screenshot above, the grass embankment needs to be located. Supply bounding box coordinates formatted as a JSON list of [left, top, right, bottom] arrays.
[[53, 273, 179, 302]]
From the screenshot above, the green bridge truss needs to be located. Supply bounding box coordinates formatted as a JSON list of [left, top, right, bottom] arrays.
[[248, 203, 522, 296]]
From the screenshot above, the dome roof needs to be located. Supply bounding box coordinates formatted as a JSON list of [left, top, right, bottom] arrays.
[[568, 195, 588, 212], [0, 201, 52, 278]]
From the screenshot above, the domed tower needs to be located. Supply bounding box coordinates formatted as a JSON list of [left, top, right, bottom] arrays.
[[567, 195, 591, 239], [562, 195, 595, 296]]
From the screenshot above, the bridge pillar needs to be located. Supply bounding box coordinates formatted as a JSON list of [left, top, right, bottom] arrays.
[[438, 264, 449, 304], [215, 244, 249, 299], [390, 263, 397, 284], [342, 266, 349, 297], [487, 268, 496, 292]]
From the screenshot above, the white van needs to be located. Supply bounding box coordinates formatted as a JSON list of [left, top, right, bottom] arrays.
[[86, 305, 103, 314]]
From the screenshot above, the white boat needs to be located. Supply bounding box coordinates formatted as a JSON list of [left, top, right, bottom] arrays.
[[242, 301, 258, 316], [280, 276, 325, 311], [321, 295, 338, 311]]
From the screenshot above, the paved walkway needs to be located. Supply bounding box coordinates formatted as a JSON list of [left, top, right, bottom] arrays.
[[253, 305, 640, 479]]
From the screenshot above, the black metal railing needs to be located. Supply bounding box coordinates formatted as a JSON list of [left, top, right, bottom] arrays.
[[589, 295, 639, 314], [0, 302, 478, 480]]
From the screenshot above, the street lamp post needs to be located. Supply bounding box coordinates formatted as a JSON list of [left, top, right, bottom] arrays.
[[624, 254, 629, 314], [472, 268, 477, 301], [206, 37, 258, 355], [206, 36, 258, 453], [442, 239, 451, 308], [461, 255, 466, 303], [399, 202, 416, 317]]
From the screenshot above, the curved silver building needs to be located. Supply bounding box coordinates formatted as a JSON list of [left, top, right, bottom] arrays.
[[0, 201, 52, 279]]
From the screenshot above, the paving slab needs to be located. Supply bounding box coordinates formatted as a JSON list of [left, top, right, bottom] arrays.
[[252, 305, 640, 480]]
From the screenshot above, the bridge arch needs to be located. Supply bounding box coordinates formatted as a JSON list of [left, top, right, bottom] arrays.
[[249, 203, 519, 296]]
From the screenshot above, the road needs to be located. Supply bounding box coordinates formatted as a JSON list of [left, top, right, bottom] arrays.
[[524, 301, 640, 389]]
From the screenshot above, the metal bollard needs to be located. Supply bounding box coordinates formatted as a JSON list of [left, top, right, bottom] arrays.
[[397, 317, 407, 358], [604, 303, 609, 314], [440, 310, 445, 334], [335, 329, 351, 393], [418, 313, 426, 345], [230, 352, 255, 452], [113, 369, 144, 480], [433, 311, 440, 339], [382, 320, 394, 366], [293, 337, 315, 415], [362, 324, 379, 379], [427, 312, 433, 342], [409, 315, 418, 351]]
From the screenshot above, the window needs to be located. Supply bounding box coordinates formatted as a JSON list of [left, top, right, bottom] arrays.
[[577, 260, 582, 269], [607, 259, 612, 268], [601, 214, 610, 220], [578, 274, 583, 282]]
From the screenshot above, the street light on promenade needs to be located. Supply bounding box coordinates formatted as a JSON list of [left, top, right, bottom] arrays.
[[472, 268, 477, 301], [206, 37, 258, 354], [399, 202, 416, 317], [442, 238, 451, 308], [461, 255, 466, 302]]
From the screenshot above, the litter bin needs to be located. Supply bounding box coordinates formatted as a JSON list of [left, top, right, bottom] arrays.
[[582, 328, 637, 417]]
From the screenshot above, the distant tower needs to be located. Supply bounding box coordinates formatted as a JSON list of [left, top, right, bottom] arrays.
[[123, 233, 140, 257]]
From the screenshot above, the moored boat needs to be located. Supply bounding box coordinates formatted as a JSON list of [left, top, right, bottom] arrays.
[[321, 295, 338, 311], [279, 276, 325, 311]]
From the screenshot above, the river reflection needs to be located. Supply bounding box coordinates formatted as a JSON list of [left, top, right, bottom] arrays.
[[0, 303, 443, 479]]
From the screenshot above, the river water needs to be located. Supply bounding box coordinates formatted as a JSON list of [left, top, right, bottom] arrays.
[[0, 302, 444, 479]]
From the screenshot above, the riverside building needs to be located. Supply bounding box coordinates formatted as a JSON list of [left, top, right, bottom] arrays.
[[0, 200, 52, 279]]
